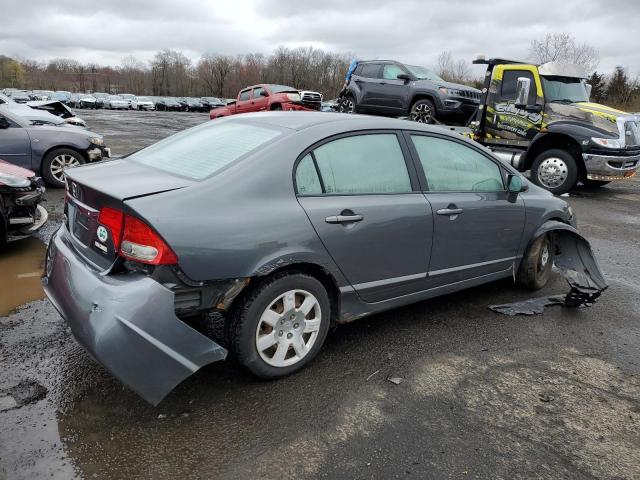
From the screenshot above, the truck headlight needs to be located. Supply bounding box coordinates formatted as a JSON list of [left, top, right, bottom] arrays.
[[591, 137, 623, 149], [286, 93, 301, 102], [89, 137, 104, 146]]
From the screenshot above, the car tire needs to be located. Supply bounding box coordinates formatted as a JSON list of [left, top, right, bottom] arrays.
[[271, 104, 283, 111], [410, 98, 436, 124], [581, 179, 610, 188], [338, 94, 356, 113], [530, 149, 579, 195], [516, 233, 554, 289], [42, 148, 85, 188], [228, 273, 331, 379]]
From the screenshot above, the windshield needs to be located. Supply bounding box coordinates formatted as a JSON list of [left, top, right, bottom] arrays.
[[129, 121, 283, 180], [137, 97, 150, 101], [405, 65, 444, 81], [268, 85, 298, 93], [541, 76, 589, 103]]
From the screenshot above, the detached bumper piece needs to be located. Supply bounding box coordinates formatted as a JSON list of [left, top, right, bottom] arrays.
[[42, 228, 228, 405], [490, 222, 607, 316]]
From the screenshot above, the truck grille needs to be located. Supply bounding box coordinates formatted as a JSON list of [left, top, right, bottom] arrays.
[[300, 91, 322, 110], [625, 121, 640, 147]]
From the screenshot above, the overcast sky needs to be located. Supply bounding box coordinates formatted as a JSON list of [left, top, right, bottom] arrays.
[[1, 0, 639, 76]]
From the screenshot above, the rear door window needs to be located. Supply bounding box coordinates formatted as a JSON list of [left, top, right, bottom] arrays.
[[360, 64, 382, 79], [129, 121, 282, 180], [309, 134, 411, 194]]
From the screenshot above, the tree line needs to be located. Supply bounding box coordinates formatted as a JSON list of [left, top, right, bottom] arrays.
[[1, 34, 638, 110]]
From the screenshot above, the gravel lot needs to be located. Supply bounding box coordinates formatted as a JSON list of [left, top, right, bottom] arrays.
[[1, 109, 639, 480]]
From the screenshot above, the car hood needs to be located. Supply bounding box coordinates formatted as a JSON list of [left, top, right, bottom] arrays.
[[25, 123, 102, 139], [545, 102, 637, 138], [0, 102, 65, 125], [414, 79, 480, 93], [0, 158, 35, 178]]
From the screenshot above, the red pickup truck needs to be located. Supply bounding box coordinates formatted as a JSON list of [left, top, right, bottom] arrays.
[[209, 84, 322, 119]]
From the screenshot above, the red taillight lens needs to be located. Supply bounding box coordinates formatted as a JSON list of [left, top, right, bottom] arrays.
[[120, 215, 178, 265], [98, 207, 124, 249], [97, 207, 177, 265]]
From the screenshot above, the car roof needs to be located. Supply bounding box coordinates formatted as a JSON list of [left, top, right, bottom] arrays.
[[222, 111, 462, 138]]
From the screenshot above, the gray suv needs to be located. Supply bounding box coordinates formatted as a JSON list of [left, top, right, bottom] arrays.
[[343, 60, 481, 124]]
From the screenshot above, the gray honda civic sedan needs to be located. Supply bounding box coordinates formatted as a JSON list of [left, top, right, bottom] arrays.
[[43, 112, 606, 405]]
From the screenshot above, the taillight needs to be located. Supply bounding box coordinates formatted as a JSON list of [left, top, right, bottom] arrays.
[[97, 207, 177, 265], [98, 207, 124, 249]]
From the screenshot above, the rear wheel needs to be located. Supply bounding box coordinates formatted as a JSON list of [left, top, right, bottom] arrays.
[[517, 233, 554, 289], [228, 273, 330, 378], [42, 148, 85, 188], [271, 104, 283, 111], [410, 98, 436, 124], [530, 149, 578, 195]]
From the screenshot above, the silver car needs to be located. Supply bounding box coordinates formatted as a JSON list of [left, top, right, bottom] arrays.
[[43, 112, 606, 405], [106, 95, 129, 110], [131, 96, 155, 111]]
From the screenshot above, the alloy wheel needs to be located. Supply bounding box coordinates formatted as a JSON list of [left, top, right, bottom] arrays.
[[410, 103, 432, 123], [50, 154, 80, 183], [537, 157, 568, 189], [255, 289, 322, 368]]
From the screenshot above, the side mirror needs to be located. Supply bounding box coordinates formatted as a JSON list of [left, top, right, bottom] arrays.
[[515, 77, 531, 108], [585, 83, 593, 100], [261, 90, 269, 97], [397, 73, 411, 82], [0, 117, 9, 129], [507, 175, 525, 193]]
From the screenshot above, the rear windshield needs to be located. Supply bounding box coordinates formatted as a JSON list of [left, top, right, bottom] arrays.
[[128, 121, 282, 180]]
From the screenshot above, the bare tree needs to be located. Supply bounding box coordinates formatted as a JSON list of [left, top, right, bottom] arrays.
[[529, 33, 599, 72], [437, 51, 472, 84]]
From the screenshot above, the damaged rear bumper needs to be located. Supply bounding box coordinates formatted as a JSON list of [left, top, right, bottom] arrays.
[[42, 227, 227, 405]]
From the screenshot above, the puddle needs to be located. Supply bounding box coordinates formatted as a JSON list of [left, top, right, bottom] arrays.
[[0, 238, 46, 316]]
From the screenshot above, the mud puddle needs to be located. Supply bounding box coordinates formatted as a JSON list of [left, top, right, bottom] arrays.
[[0, 238, 46, 316]]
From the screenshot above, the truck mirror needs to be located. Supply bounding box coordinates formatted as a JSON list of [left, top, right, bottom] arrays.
[[261, 90, 269, 97], [515, 77, 531, 108], [397, 73, 411, 82], [585, 83, 593, 100]]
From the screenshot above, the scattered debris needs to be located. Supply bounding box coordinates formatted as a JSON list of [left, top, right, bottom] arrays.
[[157, 414, 167, 419], [366, 370, 380, 382], [489, 295, 565, 316], [0, 379, 47, 412], [539, 393, 555, 403], [387, 377, 403, 385]]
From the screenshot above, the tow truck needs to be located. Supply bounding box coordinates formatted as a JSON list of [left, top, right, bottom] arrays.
[[462, 58, 640, 194]]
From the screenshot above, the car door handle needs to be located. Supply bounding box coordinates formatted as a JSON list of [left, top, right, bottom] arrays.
[[436, 208, 464, 216], [325, 214, 363, 224]]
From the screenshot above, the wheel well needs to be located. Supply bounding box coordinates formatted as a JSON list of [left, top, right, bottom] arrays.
[[229, 263, 341, 325], [42, 145, 87, 163], [524, 134, 584, 177], [270, 103, 282, 110], [409, 94, 436, 113]]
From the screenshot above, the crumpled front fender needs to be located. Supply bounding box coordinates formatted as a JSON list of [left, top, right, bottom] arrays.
[[530, 221, 608, 306]]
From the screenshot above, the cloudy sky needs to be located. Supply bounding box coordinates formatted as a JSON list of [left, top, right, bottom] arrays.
[[1, 0, 639, 76]]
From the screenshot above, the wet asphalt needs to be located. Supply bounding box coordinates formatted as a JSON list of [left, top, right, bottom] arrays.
[[1, 109, 639, 480]]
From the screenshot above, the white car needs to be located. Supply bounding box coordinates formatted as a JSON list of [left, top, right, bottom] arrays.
[[106, 95, 129, 110], [131, 96, 155, 111]]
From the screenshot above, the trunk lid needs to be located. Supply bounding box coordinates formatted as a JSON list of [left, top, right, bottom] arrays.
[[64, 159, 192, 270]]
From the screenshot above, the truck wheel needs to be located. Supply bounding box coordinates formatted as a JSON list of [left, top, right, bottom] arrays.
[[410, 99, 436, 124], [581, 179, 610, 188], [530, 149, 578, 195], [227, 273, 331, 379], [42, 148, 85, 188], [517, 233, 554, 289]]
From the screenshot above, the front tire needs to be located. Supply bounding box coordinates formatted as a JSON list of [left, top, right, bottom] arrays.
[[42, 148, 85, 188], [530, 149, 578, 195], [410, 98, 436, 124], [228, 273, 330, 379], [517, 233, 554, 289]]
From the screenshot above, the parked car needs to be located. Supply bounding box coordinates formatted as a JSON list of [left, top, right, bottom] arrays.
[[0, 109, 109, 187], [92, 93, 109, 108], [0, 92, 82, 127], [340, 60, 481, 124], [0, 159, 48, 250], [200, 97, 226, 110], [119, 94, 136, 108], [131, 96, 155, 111], [30, 90, 55, 101], [8, 91, 31, 104], [209, 84, 323, 119], [77, 94, 97, 109], [42, 112, 606, 405], [156, 97, 182, 111], [26, 100, 87, 128], [179, 97, 205, 112], [106, 95, 129, 110], [53, 91, 72, 104]]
